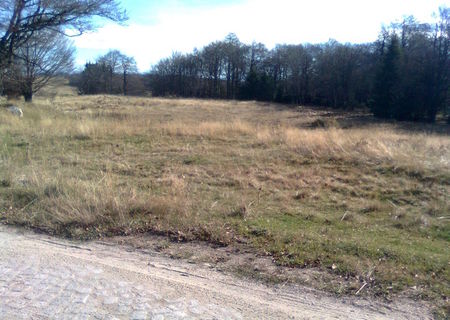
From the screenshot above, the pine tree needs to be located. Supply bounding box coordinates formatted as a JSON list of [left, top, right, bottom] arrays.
[[372, 34, 402, 119]]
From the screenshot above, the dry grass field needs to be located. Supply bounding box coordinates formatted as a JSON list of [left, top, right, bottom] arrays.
[[1, 91, 449, 313]]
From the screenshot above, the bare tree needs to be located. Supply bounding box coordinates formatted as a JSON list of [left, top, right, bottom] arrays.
[[4, 29, 75, 101], [120, 55, 137, 96], [97, 49, 122, 93], [76, 50, 138, 96], [97, 50, 136, 95], [0, 0, 127, 68]]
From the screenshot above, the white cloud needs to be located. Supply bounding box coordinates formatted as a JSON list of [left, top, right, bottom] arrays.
[[73, 0, 445, 71]]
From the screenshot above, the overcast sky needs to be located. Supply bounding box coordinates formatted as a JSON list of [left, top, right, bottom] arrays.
[[73, 0, 447, 72]]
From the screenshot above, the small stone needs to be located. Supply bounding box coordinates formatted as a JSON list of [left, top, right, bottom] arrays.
[[75, 287, 92, 294], [131, 310, 147, 320], [103, 296, 119, 305], [6, 105, 23, 117]]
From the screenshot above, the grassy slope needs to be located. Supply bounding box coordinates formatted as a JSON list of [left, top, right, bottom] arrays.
[[0, 94, 449, 313]]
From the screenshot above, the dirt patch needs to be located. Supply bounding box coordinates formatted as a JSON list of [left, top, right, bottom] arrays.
[[102, 232, 429, 302]]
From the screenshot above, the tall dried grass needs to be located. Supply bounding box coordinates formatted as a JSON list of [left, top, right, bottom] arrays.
[[2, 98, 448, 173], [159, 120, 449, 170]]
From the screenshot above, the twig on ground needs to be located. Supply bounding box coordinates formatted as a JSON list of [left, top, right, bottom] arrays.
[[355, 282, 367, 295], [387, 200, 397, 208]]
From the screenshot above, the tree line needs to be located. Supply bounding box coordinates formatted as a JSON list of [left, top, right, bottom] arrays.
[[147, 9, 448, 122], [1, 2, 448, 123]]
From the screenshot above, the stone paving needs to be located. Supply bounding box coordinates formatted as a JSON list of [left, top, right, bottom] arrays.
[[0, 238, 242, 319], [0, 226, 433, 320]]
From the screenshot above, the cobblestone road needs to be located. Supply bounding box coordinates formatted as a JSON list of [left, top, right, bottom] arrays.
[[0, 230, 243, 319], [0, 254, 242, 319], [0, 226, 432, 319]]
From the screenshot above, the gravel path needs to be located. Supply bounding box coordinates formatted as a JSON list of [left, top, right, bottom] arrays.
[[0, 225, 431, 319]]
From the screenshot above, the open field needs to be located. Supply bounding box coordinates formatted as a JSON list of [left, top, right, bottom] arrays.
[[1, 94, 449, 314]]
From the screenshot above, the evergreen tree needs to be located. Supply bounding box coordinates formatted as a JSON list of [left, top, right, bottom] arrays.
[[242, 69, 259, 100], [372, 34, 402, 118]]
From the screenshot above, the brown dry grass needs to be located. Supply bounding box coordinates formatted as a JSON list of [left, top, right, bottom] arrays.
[[1, 93, 449, 315]]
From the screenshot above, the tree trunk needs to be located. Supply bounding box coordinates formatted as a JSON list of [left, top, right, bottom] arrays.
[[23, 90, 32, 102], [123, 70, 127, 96], [23, 80, 33, 102]]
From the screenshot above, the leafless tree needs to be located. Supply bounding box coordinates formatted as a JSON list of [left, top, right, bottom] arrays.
[[4, 29, 75, 101], [97, 50, 136, 95], [97, 50, 122, 93], [0, 0, 127, 68], [119, 55, 137, 96], [77, 50, 138, 96]]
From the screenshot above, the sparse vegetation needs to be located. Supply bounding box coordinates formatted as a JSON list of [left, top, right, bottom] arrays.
[[1, 92, 448, 313]]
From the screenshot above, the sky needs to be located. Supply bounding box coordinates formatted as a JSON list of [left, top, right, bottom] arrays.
[[73, 0, 448, 72]]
